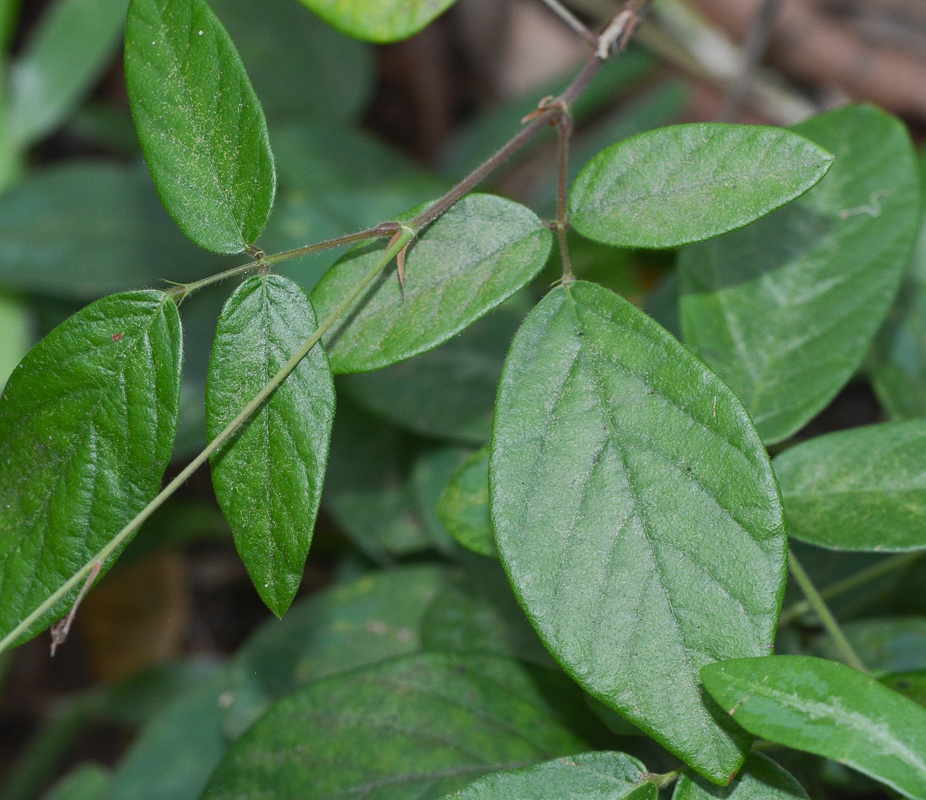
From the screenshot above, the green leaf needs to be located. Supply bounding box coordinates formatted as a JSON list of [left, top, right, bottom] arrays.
[[0, 291, 30, 390], [203, 653, 600, 800], [313, 194, 551, 374], [341, 303, 523, 443], [679, 105, 920, 444], [208, 0, 373, 123], [491, 281, 786, 782], [7, 0, 130, 147], [110, 674, 227, 800], [411, 446, 472, 555], [438, 445, 496, 557], [207, 275, 335, 616], [881, 670, 926, 707], [701, 655, 926, 800], [568, 123, 832, 249], [40, 764, 112, 800], [294, 0, 458, 43], [450, 752, 655, 800], [774, 420, 926, 551], [125, 0, 276, 253], [222, 565, 448, 738], [814, 617, 926, 675], [0, 162, 219, 300], [0, 291, 182, 644], [672, 753, 808, 800]]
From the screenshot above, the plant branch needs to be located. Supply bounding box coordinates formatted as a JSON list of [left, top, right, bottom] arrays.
[[536, 0, 596, 43], [555, 113, 574, 283], [0, 230, 414, 657], [717, 0, 781, 121], [787, 549, 868, 674]]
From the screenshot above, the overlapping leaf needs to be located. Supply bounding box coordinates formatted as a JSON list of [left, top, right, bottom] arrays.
[[0, 291, 182, 644], [438, 446, 495, 557], [673, 754, 808, 800], [125, 0, 275, 253], [312, 194, 550, 374], [569, 123, 832, 249], [294, 0, 458, 43], [491, 281, 786, 782], [207, 275, 334, 617], [679, 105, 920, 443], [451, 752, 655, 800], [701, 655, 926, 800], [774, 420, 926, 551], [202, 653, 602, 800]]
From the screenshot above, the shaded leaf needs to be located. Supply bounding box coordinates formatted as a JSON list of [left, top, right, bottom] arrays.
[[881, 670, 926, 707], [491, 281, 786, 782], [203, 653, 603, 800], [814, 617, 926, 675], [569, 123, 832, 249], [207, 275, 334, 616], [40, 764, 112, 800], [222, 565, 448, 738], [313, 194, 550, 374], [0, 291, 182, 644], [438, 445, 496, 557], [7, 0, 130, 147], [294, 0, 458, 43], [450, 752, 655, 800], [411, 446, 472, 555], [774, 420, 926, 551], [679, 105, 920, 443], [673, 753, 808, 800], [125, 0, 275, 253], [701, 655, 926, 800]]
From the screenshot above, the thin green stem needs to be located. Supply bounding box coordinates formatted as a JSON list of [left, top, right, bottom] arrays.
[[555, 113, 575, 283], [649, 768, 684, 789], [0, 230, 413, 656], [779, 550, 923, 627], [787, 549, 868, 673]]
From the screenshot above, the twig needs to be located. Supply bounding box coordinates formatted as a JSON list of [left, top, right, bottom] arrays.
[[49, 560, 102, 656]]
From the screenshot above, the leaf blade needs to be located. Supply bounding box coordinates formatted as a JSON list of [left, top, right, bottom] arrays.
[[568, 123, 833, 249], [206, 275, 335, 616], [491, 281, 787, 782], [294, 0, 458, 43], [0, 291, 182, 644], [125, 0, 276, 253]]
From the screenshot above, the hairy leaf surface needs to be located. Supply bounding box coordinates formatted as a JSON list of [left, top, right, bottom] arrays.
[[673, 754, 808, 800], [125, 0, 275, 253], [491, 281, 786, 782], [0, 291, 181, 644], [569, 124, 832, 249], [679, 105, 919, 443], [701, 655, 926, 800], [294, 0, 458, 43], [207, 275, 334, 617], [202, 653, 600, 800], [313, 194, 550, 374], [452, 752, 655, 800], [774, 420, 926, 551]]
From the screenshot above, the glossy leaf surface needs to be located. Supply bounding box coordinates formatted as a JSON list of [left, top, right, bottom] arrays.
[[569, 124, 832, 249], [679, 105, 919, 443], [313, 194, 550, 374], [491, 281, 786, 782], [452, 752, 655, 800], [774, 420, 926, 551], [222, 565, 447, 738], [294, 0, 458, 43], [7, 0, 130, 147], [701, 655, 926, 800], [125, 0, 275, 253], [438, 446, 495, 557], [0, 291, 181, 644], [203, 653, 599, 800], [207, 275, 334, 617], [673, 753, 807, 800]]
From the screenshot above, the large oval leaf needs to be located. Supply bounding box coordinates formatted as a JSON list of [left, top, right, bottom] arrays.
[[679, 105, 920, 444], [0, 291, 182, 644], [294, 0, 458, 43], [673, 753, 808, 800], [701, 655, 926, 800], [491, 281, 786, 782], [312, 194, 551, 374], [774, 420, 926, 551], [125, 0, 276, 253], [207, 275, 335, 617], [568, 124, 832, 249], [202, 652, 603, 800], [452, 752, 656, 800]]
